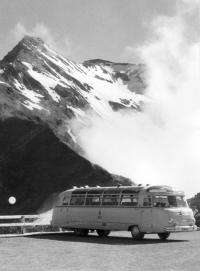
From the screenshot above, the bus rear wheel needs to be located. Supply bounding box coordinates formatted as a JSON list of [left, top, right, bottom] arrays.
[[96, 229, 110, 237], [74, 228, 89, 237], [158, 232, 170, 240], [130, 226, 144, 240]]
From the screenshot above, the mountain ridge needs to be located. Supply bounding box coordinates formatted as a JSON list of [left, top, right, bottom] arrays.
[[0, 35, 146, 151], [0, 36, 144, 213]]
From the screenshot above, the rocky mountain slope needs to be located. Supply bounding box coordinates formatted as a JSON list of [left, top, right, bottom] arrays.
[[0, 36, 145, 214]]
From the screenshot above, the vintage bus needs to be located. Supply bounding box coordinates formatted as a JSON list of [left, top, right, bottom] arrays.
[[51, 185, 197, 240]]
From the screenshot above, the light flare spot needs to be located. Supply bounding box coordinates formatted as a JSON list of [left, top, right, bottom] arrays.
[[8, 196, 16, 205]]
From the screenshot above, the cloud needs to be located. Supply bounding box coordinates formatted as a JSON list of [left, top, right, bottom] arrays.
[[11, 22, 71, 57], [180, 0, 200, 7], [72, 0, 200, 198]]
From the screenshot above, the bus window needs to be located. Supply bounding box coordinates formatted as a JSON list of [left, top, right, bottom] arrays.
[[87, 190, 103, 194], [72, 189, 88, 194], [85, 195, 101, 206], [120, 195, 138, 207], [153, 196, 169, 207], [168, 195, 177, 207], [143, 197, 152, 207], [63, 196, 69, 206], [104, 189, 120, 194], [153, 195, 188, 208], [70, 195, 85, 206], [102, 194, 120, 206], [176, 196, 187, 207], [168, 195, 187, 207], [122, 189, 139, 194]]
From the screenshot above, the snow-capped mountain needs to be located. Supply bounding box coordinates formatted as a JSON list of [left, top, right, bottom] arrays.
[[0, 36, 145, 151], [0, 36, 145, 214]]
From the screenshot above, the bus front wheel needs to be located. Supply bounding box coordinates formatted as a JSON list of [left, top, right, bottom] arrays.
[[130, 226, 144, 240], [96, 229, 110, 237], [74, 228, 89, 237], [158, 232, 170, 240]]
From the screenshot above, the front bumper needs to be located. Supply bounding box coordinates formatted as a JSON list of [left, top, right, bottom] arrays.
[[164, 225, 197, 232]]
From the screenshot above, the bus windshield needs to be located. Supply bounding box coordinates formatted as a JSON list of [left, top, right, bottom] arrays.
[[153, 195, 187, 208]]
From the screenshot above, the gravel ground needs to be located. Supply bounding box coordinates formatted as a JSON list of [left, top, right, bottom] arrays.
[[0, 231, 199, 271]]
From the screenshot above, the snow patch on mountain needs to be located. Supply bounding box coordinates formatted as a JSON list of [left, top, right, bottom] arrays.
[[22, 61, 61, 102], [0, 80, 9, 86], [22, 100, 45, 111], [0, 36, 146, 150]]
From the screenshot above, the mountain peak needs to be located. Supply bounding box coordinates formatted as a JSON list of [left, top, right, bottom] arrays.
[[2, 36, 46, 63], [19, 35, 45, 48]]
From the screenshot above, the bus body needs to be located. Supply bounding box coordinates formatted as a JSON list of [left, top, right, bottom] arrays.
[[51, 185, 196, 239]]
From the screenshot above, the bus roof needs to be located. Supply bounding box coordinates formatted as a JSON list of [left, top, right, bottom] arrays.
[[62, 185, 144, 195], [144, 185, 184, 195], [60, 185, 184, 196]]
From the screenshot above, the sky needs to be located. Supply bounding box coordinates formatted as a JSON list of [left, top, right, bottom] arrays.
[[0, 0, 176, 62], [0, 0, 199, 198]]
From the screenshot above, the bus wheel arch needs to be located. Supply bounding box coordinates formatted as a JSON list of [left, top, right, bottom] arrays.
[[158, 232, 170, 240], [96, 229, 110, 237], [74, 228, 89, 237], [129, 225, 145, 240]]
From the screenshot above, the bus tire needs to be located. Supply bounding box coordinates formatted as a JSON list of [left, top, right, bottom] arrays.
[[74, 228, 89, 237], [130, 226, 144, 240], [96, 229, 110, 237], [158, 232, 170, 240]]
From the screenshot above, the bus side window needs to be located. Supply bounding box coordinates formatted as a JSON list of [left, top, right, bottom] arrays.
[[120, 195, 138, 207], [85, 195, 101, 206], [102, 194, 119, 206], [168, 196, 177, 207], [153, 196, 169, 207], [143, 197, 152, 207], [70, 195, 85, 206], [63, 196, 69, 206]]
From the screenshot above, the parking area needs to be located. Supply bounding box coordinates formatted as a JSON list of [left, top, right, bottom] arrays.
[[0, 231, 199, 271]]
